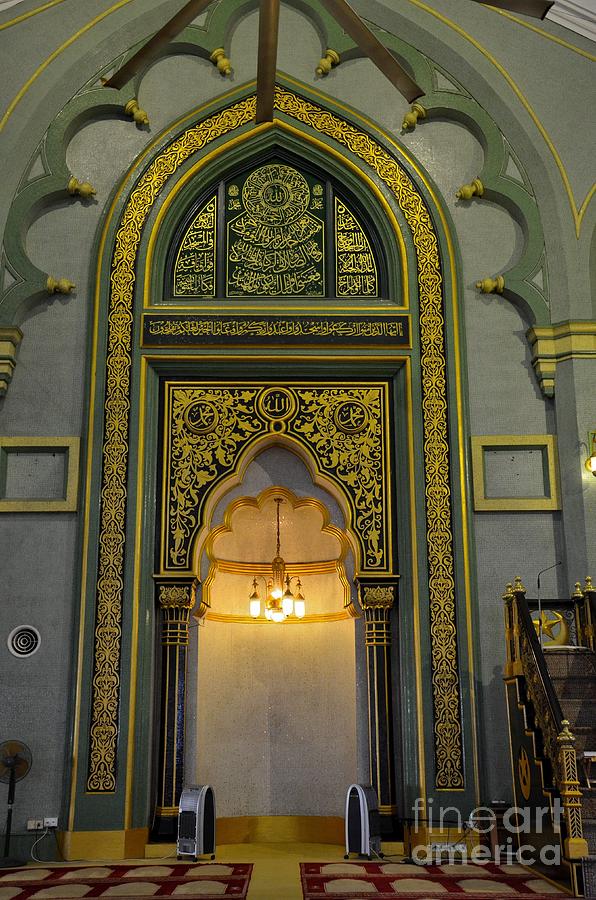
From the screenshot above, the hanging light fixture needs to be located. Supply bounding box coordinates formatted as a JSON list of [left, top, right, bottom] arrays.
[[248, 498, 306, 622], [585, 431, 596, 477]]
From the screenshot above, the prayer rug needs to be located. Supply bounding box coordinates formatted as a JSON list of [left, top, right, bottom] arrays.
[[300, 861, 567, 898], [0, 862, 252, 899]]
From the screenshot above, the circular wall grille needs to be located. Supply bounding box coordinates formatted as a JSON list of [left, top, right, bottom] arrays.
[[7, 626, 41, 658]]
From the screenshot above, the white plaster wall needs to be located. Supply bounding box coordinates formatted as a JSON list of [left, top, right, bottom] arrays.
[[195, 618, 357, 817]]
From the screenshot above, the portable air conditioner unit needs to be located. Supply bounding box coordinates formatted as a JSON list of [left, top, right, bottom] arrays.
[[177, 785, 216, 860], [344, 783, 382, 859]]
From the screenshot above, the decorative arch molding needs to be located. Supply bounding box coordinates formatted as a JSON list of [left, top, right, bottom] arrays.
[[0, 0, 552, 345], [189, 434, 363, 580], [199, 485, 357, 621], [80, 83, 468, 802]]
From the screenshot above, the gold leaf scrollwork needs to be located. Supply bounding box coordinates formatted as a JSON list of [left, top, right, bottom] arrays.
[[89, 87, 463, 792], [165, 384, 388, 573], [273, 86, 462, 788], [87, 97, 256, 792], [292, 388, 386, 569], [361, 586, 395, 609], [158, 585, 193, 608], [168, 388, 262, 568]]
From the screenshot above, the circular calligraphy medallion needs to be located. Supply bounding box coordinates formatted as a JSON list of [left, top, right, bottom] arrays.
[[184, 399, 219, 435], [242, 164, 310, 227], [258, 387, 296, 424], [334, 399, 370, 434]]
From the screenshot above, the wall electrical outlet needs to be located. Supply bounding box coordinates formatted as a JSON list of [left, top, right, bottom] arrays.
[[43, 817, 58, 828], [27, 818, 43, 831]]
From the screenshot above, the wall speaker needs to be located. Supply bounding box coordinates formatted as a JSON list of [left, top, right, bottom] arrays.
[[344, 783, 382, 859], [177, 785, 216, 860]]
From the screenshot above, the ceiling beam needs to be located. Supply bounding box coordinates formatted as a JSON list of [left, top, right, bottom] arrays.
[[474, 0, 554, 19], [256, 0, 281, 123], [319, 0, 423, 103], [104, 0, 215, 90]]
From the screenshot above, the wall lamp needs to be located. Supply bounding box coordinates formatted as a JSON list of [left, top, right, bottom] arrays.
[[586, 431, 596, 476]]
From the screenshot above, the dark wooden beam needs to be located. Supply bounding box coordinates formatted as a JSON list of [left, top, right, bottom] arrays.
[[256, 0, 280, 123], [105, 0, 215, 90], [319, 0, 423, 103], [474, 0, 554, 18]]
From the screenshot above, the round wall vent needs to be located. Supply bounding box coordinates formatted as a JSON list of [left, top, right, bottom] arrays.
[[7, 626, 41, 658]]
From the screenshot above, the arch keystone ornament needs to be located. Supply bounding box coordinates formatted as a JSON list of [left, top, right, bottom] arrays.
[[83, 86, 465, 805]]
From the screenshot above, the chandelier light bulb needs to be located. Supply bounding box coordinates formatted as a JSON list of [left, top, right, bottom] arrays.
[[248, 498, 307, 622], [249, 598, 261, 618]]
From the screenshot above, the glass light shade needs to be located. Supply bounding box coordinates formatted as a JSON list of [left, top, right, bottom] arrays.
[[282, 595, 294, 616], [588, 452, 596, 474], [249, 598, 261, 618], [271, 586, 283, 599], [265, 607, 273, 620], [294, 599, 306, 618], [271, 609, 285, 623]]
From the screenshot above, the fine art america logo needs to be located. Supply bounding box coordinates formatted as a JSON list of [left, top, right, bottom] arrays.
[[410, 797, 562, 866]]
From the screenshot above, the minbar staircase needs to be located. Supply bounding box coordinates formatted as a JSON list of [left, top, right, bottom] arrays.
[[545, 647, 596, 859], [504, 576, 596, 897]]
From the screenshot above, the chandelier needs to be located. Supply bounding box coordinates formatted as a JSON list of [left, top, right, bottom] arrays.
[[248, 498, 306, 623]]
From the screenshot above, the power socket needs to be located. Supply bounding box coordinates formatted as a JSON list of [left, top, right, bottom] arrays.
[[27, 818, 43, 831], [44, 817, 58, 829]]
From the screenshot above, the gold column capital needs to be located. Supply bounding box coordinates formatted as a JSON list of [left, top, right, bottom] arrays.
[[356, 575, 399, 611], [158, 584, 194, 609]]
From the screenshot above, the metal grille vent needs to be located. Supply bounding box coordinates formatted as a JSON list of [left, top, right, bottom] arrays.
[[7, 626, 41, 658]]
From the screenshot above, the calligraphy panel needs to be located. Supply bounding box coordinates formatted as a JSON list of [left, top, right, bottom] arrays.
[[173, 195, 217, 296], [335, 198, 378, 297], [225, 162, 326, 297]]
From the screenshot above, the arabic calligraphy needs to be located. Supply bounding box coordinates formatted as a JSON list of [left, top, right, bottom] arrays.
[[174, 195, 216, 296], [335, 198, 378, 296], [226, 163, 325, 297], [143, 315, 409, 344]]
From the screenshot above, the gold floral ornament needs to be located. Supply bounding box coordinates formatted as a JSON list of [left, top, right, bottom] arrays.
[[167, 388, 262, 568], [87, 97, 256, 792], [292, 388, 387, 569], [361, 586, 395, 609]]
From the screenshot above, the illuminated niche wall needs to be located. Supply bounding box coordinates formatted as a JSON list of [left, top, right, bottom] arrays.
[[189, 447, 359, 818]]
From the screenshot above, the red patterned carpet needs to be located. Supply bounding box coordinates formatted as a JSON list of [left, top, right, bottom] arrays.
[[300, 861, 567, 898], [0, 862, 252, 899]]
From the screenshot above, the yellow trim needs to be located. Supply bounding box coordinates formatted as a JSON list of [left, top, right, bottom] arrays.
[[0, 435, 80, 512], [526, 320, 596, 397], [215, 558, 346, 575], [0, 0, 136, 133], [486, 6, 596, 62], [144, 816, 344, 850], [0, 0, 68, 31], [59, 827, 149, 861], [143, 120, 408, 310], [205, 610, 351, 624], [0, 1, 592, 233], [471, 434, 561, 511], [402, 0, 594, 236], [77, 81, 475, 817], [405, 357, 427, 806], [201, 487, 354, 612], [124, 354, 147, 829]]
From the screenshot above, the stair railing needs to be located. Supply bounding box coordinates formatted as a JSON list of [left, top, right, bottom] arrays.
[[503, 576, 588, 861], [575, 576, 595, 652]]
